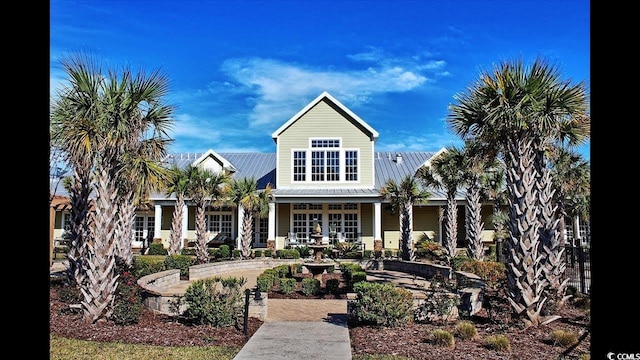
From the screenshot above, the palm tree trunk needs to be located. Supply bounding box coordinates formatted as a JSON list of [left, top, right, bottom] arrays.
[[117, 192, 136, 265], [67, 171, 93, 287], [465, 185, 484, 260], [504, 138, 558, 327], [444, 194, 458, 259], [169, 195, 185, 255], [81, 167, 119, 324], [400, 201, 414, 261], [241, 211, 254, 259], [194, 204, 208, 264]]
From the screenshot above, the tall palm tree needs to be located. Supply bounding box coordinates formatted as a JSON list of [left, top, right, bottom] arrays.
[[459, 140, 501, 261], [416, 148, 465, 261], [225, 178, 274, 259], [49, 52, 174, 323], [447, 57, 590, 327], [184, 165, 230, 264], [379, 175, 430, 261], [165, 165, 191, 255]]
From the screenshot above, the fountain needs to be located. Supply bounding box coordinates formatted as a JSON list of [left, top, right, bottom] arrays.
[[303, 221, 335, 284]]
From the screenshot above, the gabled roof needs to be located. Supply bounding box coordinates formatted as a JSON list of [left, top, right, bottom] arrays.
[[271, 91, 379, 141]]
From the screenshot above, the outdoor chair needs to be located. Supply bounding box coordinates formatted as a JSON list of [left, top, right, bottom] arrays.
[[287, 232, 300, 248]]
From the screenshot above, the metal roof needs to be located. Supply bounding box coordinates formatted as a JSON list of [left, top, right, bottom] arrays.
[[52, 150, 468, 202]]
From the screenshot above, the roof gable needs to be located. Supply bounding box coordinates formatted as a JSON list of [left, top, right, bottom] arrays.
[[192, 149, 237, 174], [271, 91, 379, 141]]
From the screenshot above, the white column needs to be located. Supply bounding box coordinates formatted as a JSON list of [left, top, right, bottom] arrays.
[[236, 204, 244, 250], [574, 215, 582, 246], [374, 201, 382, 240], [268, 202, 276, 241], [154, 204, 162, 240], [181, 204, 189, 248]]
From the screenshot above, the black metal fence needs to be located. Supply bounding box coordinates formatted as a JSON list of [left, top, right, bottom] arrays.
[[494, 237, 591, 295], [564, 244, 591, 294]]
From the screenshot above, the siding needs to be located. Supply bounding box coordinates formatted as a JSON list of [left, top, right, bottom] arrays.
[[276, 99, 374, 188]]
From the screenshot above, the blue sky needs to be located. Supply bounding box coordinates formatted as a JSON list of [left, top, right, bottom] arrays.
[[50, 0, 590, 161]]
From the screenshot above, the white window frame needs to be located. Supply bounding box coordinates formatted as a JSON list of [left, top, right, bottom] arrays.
[[291, 138, 359, 183]]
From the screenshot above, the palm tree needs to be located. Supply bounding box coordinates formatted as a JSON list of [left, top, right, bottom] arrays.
[[459, 140, 501, 261], [379, 175, 431, 261], [225, 178, 274, 259], [416, 148, 465, 261], [184, 165, 230, 264], [165, 165, 191, 255], [447, 57, 590, 327], [49, 52, 174, 323]]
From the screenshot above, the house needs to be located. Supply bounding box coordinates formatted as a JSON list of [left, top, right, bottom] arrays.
[[50, 91, 498, 257]]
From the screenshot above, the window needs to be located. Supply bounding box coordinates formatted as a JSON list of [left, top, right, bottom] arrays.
[[134, 215, 154, 242], [205, 210, 233, 237], [292, 203, 359, 241], [292, 139, 358, 183]]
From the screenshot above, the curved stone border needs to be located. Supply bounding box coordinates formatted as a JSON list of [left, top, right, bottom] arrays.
[[138, 258, 300, 316]]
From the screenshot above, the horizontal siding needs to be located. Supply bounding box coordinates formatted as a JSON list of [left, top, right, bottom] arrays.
[[277, 100, 374, 188]]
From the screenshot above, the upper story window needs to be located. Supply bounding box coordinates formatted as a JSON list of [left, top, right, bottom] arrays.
[[292, 138, 359, 183]]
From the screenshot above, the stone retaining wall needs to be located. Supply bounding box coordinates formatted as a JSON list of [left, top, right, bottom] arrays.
[[379, 259, 451, 279], [138, 259, 299, 317]]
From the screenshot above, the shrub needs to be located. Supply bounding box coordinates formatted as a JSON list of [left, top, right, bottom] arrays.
[[147, 243, 168, 255], [301, 278, 320, 296], [264, 249, 272, 258], [181, 247, 196, 256], [485, 334, 511, 352], [276, 249, 300, 259], [325, 278, 340, 294], [415, 240, 448, 264], [182, 276, 246, 327], [110, 258, 142, 325], [133, 256, 166, 278], [384, 249, 393, 258], [350, 271, 367, 287], [218, 245, 231, 259], [279, 278, 297, 294], [298, 246, 311, 257], [432, 329, 455, 348], [363, 250, 372, 258], [254, 250, 263, 258], [458, 259, 506, 287], [273, 264, 291, 278], [232, 249, 241, 258], [164, 254, 194, 278], [256, 273, 275, 292], [350, 282, 413, 327], [550, 329, 578, 347], [455, 321, 477, 340]]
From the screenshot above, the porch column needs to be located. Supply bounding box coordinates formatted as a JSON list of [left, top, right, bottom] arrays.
[[154, 204, 162, 242], [573, 215, 582, 246], [374, 201, 382, 240], [268, 202, 276, 241], [181, 204, 189, 248], [236, 204, 244, 250]]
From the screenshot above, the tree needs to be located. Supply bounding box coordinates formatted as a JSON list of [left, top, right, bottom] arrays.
[[447, 57, 590, 327], [459, 140, 501, 261], [416, 148, 465, 261], [379, 175, 431, 261], [165, 165, 191, 255], [49, 52, 174, 323], [225, 178, 274, 259], [184, 165, 230, 264]]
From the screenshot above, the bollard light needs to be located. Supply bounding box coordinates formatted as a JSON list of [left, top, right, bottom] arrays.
[[254, 287, 262, 300]]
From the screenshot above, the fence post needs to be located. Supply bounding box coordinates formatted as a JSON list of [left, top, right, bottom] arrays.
[[243, 289, 250, 335], [577, 246, 586, 294]]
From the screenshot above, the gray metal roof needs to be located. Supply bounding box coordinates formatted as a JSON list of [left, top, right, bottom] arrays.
[[52, 151, 467, 202]]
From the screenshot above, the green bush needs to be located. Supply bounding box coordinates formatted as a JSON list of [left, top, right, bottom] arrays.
[[485, 334, 511, 352], [110, 258, 142, 325], [458, 259, 506, 287], [276, 249, 300, 259], [182, 276, 246, 327], [432, 329, 455, 348], [279, 278, 297, 294], [254, 250, 263, 258], [147, 243, 168, 255], [350, 282, 414, 327], [350, 271, 367, 287], [218, 245, 231, 259], [298, 246, 311, 257], [256, 273, 275, 292], [274, 264, 291, 278], [181, 247, 196, 256], [232, 249, 241, 258], [164, 254, 194, 278], [264, 250, 272, 258], [301, 278, 320, 296], [325, 278, 340, 294], [384, 249, 394, 258], [133, 256, 166, 278]]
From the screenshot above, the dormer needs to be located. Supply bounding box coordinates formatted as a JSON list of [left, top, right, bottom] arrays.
[[192, 149, 237, 175], [271, 91, 379, 189]]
